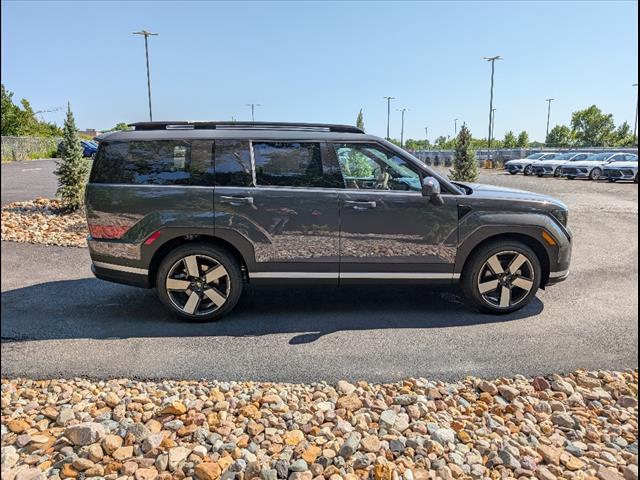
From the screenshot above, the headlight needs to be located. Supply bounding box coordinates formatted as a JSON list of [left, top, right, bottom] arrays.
[[551, 209, 569, 227]]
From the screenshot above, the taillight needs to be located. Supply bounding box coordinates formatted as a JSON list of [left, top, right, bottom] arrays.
[[88, 224, 130, 239]]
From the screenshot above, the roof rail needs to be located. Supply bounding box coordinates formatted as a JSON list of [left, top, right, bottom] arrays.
[[127, 121, 365, 134]]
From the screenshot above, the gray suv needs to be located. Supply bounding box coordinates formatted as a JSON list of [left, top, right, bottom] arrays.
[[86, 121, 572, 321]]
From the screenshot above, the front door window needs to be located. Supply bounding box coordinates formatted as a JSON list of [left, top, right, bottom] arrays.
[[333, 143, 422, 192]]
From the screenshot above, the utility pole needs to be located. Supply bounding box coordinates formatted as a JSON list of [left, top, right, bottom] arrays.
[[397, 108, 407, 147], [545, 98, 555, 143], [484, 56, 502, 160], [133, 30, 158, 121], [425, 126, 428, 146], [491, 109, 496, 143], [383, 96, 395, 140], [246, 103, 261, 122], [454, 118, 459, 136], [634, 84, 638, 146]]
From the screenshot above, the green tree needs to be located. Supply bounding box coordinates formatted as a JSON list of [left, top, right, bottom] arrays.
[[516, 131, 530, 148], [450, 124, 478, 182], [1, 83, 62, 137], [111, 122, 131, 131], [612, 121, 635, 146], [570, 105, 615, 146], [356, 109, 365, 132], [546, 125, 573, 147], [54, 103, 90, 211], [502, 131, 517, 148]]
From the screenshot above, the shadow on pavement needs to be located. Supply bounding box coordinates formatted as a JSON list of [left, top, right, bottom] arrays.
[[1, 278, 543, 345]]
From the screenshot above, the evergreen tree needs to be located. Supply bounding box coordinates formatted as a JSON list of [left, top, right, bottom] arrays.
[[450, 123, 478, 182], [356, 109, 365, 132], [55, 103, 89, 211]]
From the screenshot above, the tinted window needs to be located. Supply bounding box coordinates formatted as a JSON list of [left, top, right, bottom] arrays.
[[253, 142, 340, 188], [215, 140, 252, 187], [334, 143, 422, 192], [90, 140, 214, 186]]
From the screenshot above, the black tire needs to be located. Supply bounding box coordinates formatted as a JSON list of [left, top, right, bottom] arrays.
[[523, 165, 533, 176], [635, 173, 638, 184], [536, 172, 544, 178], [461, 240, 542, 315], [608, 178, 617, 183], [567, 176, 575, 180], [589, 168, 602, 181], [509, 170, 518, 175], [156, 242, 243, 322], [553, 168, 562, 178]]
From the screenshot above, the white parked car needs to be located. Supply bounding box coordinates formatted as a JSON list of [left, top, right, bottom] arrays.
[[505, 152, 559, 176], [603, 154, 639, 183], [561, 152, 636, 180], [533, 152, 592, 177]]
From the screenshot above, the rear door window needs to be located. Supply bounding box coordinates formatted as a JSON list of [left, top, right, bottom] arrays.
[[253, 142, 342, 188], [90, 140, 214, 186], [214, 140, 253, 187]]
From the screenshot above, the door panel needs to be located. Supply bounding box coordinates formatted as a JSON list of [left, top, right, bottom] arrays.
[[339, 191, 459, 272], [215, 186, 340, 270]]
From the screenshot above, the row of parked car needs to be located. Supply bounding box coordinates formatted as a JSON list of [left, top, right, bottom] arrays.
[[504, 151, 639, 182]]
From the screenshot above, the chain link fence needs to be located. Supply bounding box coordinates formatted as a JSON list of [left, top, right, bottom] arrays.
[[1, 136, 61, 162]]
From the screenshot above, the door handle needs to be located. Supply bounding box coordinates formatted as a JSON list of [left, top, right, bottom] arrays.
[[219, 195, 254, 206], [345, 200, 377, 210]]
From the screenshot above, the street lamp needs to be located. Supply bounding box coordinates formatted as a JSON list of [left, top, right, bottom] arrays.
[[396, 108, 407, 147], [545, 98, 555, 143], [491, 109, 496, 143], [383, 96, 395, 140], [133, 30, 158, 121], [484, 55, 502, 159], [246, 103, 261, 122], [425, 126, 429, 146]]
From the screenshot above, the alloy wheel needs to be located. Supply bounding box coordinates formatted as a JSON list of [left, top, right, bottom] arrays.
[[590, 168, 602, 181], [165, 255, 230, 316], [476, 251, 535, 309]]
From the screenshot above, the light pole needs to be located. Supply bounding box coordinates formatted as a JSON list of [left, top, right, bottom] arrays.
[[484, 55, 502, 159], [633, 84, 638, 146], [425, 126, 428, 147], [545, 98, 555, 143], [454, 118, 459, 136], [383, 96, 395, 140], [133, 30, 158, 121], [246, 103, 261, 122], [396, 108, 407, 147]]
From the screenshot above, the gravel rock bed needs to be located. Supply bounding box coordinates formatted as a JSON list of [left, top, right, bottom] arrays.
[[1, 371, 637, 480], [1, 199, 87, 248]]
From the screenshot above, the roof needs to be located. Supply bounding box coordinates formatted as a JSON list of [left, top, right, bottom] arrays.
[[97, 121, 376, 142]]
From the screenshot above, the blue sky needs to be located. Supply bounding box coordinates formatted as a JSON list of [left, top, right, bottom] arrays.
[[1, 1, 637, 141]]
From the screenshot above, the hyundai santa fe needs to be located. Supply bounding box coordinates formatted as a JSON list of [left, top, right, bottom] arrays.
[[86, 121, 572, 321]]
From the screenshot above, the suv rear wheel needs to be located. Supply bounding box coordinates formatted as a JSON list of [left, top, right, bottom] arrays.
[[157, 243, 243, 322], [589, 168, 602, 181], [461, 240, 542, 314], [523, 165, 533, 176]]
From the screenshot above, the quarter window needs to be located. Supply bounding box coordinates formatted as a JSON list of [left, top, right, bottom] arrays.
[[91, 140, 214, 186], [333, 143, 422, 191], [253, 142, 340, 188]]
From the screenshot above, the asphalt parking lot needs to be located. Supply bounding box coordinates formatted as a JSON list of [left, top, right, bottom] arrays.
[[1, 161, 638, 382]]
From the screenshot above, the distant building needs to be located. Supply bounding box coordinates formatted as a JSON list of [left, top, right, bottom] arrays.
[[79, 129, 101, 138]]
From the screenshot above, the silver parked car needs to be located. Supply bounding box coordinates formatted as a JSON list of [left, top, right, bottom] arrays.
[[561, 152, 634, 180], [603, 154, 639, 183], [533, 152, 592, 177], [505, 152, 559, 176]]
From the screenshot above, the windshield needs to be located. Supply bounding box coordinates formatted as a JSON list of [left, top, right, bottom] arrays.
[[554, 153, 577, 160], [585, 153, 613, 161], [526, 153, 544, 159]]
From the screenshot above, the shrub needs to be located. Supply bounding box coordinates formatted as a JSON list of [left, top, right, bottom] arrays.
[[450, 124, 479, 182]]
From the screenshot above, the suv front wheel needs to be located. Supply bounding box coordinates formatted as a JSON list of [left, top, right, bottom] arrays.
[[157, 243, 243, 322], [461, 241, 542, 314]]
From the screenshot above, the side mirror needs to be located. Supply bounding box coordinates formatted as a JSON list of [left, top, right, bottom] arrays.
[[422, 177, 444, 206]]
